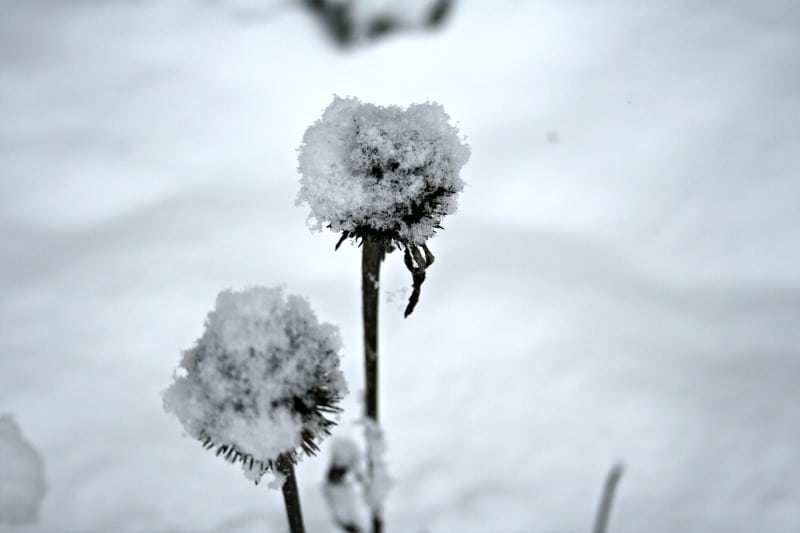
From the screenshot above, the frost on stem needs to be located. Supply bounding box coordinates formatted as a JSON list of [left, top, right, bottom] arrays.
[[361, 419, 392, 515], [0, 415, 47, 526], [163, 286, 348, 485], [297, 96, 470, 315]]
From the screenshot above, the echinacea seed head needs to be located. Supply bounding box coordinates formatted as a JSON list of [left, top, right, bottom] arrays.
[[297, 96, 470, 247], [163, 286, 347, 484]]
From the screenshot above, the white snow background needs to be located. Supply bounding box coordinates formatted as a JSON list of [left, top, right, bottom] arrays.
[[1, 0, 799, 531]]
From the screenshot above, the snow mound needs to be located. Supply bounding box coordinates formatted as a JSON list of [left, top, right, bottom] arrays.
[[297, 96, 470, 246], [0, 415, 47, 525], [163, 286, 348, 484]]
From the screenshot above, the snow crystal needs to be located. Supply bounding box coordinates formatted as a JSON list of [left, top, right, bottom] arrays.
[[297, 96, 470, 246], [163, 286, 348, 484], [0, 415, 47, 525]]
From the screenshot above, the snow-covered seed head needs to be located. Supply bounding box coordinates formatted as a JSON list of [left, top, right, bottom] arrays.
[[297, 96, 470, 247], [163, 286, 348, 484]]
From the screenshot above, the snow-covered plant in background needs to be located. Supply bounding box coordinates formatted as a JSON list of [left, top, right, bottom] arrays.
[[323, 438, 367, 532], [321, 429, 392, 533], [0, 414, 47, 526], [303, 0, 456, 46], [298, 96, 469, 533], [163, 286, 347, 533]]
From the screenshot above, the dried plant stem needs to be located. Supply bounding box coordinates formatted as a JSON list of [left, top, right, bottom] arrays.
[[592, 463, 624, 533], [362, 237, 385, 533], [277, 454, 305, 533]]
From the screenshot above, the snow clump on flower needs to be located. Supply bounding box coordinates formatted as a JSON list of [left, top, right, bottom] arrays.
[[297, 96, 470, 247], [163, 286, 348, 484]]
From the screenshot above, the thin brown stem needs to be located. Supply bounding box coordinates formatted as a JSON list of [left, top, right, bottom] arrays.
[[277, 454, 305, 533], [361, 237, 385, 533], [592, 463, 624, 533]]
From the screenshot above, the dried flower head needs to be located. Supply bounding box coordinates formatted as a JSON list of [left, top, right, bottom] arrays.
[[297, 96, 470, 315], [163, 286, 347, 484], [297, 96, 469, 247]]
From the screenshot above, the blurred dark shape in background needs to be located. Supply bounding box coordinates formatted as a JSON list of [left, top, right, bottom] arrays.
[[302, 0, 455, 46], [304, 0, 352, 44], [425, 0, 453, 27]]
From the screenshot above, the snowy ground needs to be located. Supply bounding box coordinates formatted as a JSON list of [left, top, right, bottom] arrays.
[[2, 0, 799, 531]]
